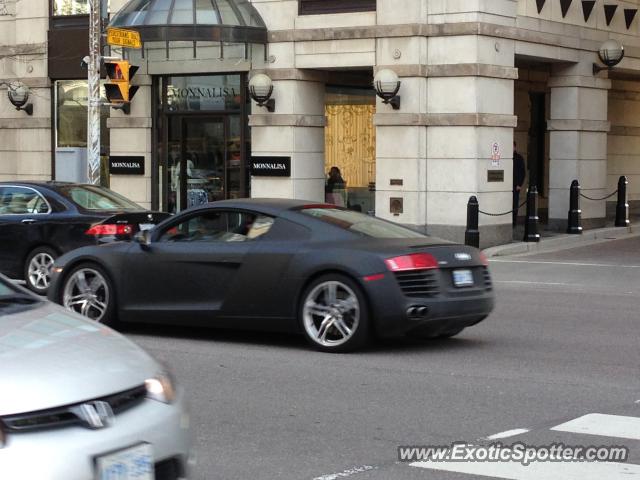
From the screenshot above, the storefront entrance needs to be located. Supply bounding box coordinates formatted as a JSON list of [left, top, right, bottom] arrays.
[[155, 74, 249, 213]]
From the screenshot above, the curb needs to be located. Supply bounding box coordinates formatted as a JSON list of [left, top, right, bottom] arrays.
[[483, 225, 640, 258]]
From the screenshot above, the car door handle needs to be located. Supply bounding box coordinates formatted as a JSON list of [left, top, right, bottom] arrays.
[[21, 218, 36, 224]]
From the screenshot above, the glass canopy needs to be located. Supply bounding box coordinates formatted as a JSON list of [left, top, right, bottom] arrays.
[[109, 0, 267, 44]]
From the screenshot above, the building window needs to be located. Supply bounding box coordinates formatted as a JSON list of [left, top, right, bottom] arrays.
[[52, 0, 89, 15], [299, 0, 375, 15]]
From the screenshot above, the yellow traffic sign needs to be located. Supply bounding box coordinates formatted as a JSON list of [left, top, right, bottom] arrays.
[[106, 28, 142, 49]]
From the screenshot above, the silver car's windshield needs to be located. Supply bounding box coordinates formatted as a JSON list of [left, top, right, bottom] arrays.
[[0, 278, 40, 313]]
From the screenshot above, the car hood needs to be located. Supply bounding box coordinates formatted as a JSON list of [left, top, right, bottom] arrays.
[[0, 301, 158, 416]]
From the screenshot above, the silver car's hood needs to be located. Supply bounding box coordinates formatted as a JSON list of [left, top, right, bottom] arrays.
[[0, 301, 159, 416]]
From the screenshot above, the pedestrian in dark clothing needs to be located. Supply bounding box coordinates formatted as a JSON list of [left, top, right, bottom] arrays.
[[513, 142, 526, 226]]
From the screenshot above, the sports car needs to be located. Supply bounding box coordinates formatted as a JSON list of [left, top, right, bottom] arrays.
[[48, 199, 494, 352]]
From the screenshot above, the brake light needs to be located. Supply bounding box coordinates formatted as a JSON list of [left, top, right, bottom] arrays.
[[85, 224, 133, 237], [385, 253, 439, 272], [479, 251, 489, 266]]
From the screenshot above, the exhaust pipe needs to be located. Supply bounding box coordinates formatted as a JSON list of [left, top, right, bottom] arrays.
[[407, 306, 429, 319]]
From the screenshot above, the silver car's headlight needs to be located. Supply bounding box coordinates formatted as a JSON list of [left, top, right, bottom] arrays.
[[145, 373, 176, 404]]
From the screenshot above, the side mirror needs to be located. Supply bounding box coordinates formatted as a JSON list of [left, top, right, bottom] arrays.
[[134, 230, 152, 249]]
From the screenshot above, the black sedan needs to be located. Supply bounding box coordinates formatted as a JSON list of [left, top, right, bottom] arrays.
[[48, 199, 494, 352], [0, 182, 169, 294]]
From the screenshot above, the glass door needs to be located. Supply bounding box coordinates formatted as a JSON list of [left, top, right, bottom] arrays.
[[167, 116, 226, 213]]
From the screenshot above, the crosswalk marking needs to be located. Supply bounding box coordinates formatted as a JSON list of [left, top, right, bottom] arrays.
[[410, 458, 640, 479], [551, 414, 640, 441], [485, 429, 530, 440]]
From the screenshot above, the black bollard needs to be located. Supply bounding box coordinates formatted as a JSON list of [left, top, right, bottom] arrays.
[[523, 186, 541, 242], [567, 179, 582, 234], [615, 175, 630, 227], [465, 196, 480, 248]]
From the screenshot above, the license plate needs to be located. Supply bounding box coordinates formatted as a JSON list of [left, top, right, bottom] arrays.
[[139, 223, 155, 231], [96, 443, 154, 480], [453, 269, 474, 287]]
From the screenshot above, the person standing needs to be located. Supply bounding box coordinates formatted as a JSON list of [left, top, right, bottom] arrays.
[[512, 142, 526, 226], [325, 166, 347, 207]]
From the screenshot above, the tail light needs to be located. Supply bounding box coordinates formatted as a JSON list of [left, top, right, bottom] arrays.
[[85, 224, 133, 237], [385, 253, 439, 272], [479, 251, 489, 266]]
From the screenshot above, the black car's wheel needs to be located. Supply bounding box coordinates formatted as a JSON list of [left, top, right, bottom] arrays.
[[24, 246, 57, 295], [299, 274, 370, 353], [61, 263, 116, 326]]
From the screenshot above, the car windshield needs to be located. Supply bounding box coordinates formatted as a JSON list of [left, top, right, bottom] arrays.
[[299, 207, 427, 239], [58, 185, 143, 211], [0, 278, 40, 314]]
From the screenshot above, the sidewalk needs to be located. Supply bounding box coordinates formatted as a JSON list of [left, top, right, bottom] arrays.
[[483, 224, 640, 258]]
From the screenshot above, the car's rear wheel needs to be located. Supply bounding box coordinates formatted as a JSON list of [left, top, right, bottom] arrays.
[[300, 274, 370, 353], [62, 263, 116, 326], [24, 246, 57, 295]]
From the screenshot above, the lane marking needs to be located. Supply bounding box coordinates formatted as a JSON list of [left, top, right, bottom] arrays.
[[495, 281, 573, 286], [490, 259, 640, 268], [485, 428, 530, 440], [551, 413, 640, 441], [411, 458, 640, 479], [314, 465, 376, 480]]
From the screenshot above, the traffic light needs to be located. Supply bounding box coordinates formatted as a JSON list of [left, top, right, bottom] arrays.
[[104, 59, 139, 112]]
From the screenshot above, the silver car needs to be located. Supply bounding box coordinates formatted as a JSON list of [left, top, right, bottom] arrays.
[[0, 275, 191, 479]]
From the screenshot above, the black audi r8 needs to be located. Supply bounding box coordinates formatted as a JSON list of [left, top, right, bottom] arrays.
[[48, 199, 494, 352], [0, 182, 170, 295]]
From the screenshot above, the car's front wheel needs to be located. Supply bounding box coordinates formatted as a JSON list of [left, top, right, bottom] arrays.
[[300, 274, 370, 353], [61, 263, 116, 326], [24, 246, 57, 295]]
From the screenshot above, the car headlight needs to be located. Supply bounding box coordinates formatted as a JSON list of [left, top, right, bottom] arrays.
[[145, 373, 176, 404]]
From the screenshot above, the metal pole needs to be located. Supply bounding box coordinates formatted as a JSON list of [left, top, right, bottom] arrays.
[[87, 0, 101, 185], [615, 175, 630, 227], [567, 179, 582, 234], [465, 196, 480, 248], [523, 185, 541, 242]]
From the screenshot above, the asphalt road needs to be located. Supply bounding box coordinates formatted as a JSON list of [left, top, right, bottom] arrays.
[[127, 236, 640, 480]]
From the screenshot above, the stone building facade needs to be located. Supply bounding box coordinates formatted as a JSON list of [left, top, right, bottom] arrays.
[[2, 0, 640, 247]]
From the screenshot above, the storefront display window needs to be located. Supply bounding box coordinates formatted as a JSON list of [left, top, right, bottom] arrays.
[[325, 86, 376, 214], [156, 74, 249, 213], [55, 80, 110, 186], [55, 80, 110, 151], [52, 0, 89, 15]]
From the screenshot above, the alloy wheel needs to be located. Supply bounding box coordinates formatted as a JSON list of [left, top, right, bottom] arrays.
[[302, 280, 360, 348], [63, 268, 110, 322], [27, 252, 55, 291]]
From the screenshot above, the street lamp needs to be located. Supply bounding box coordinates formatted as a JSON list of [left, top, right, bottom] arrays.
[[248, 73, 275, 112], [593, 39, 625, 75], [3, 81, 33, 115], [374, 69, 401, 110]]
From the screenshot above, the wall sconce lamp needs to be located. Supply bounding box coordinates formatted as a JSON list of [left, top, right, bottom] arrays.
[[374, 69, 401, 110], [593, 39, 625, 75], [248, 73, 275, 112], [1, 81, 33, 115]]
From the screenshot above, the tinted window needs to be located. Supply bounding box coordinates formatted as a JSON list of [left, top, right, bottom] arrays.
[[58, 185, 142, 211], [159, 211, 274, 243], [0, 187, 49, 215], [300, 207, 426, 239]]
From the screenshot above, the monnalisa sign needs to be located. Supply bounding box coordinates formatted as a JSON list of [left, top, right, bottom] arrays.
[[250, 156, 291, 177]]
